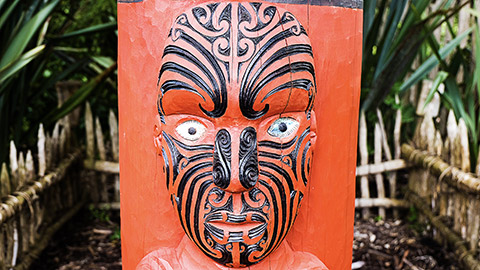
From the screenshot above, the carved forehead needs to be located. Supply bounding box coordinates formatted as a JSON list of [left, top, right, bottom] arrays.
[[158, 2, 316, 119]]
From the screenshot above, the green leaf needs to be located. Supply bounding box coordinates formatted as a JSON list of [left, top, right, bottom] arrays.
[[0, 0, 20, 30], [42, 62, 117, 124], [0, 45, 45, 86], [474, 26, 480, 107], [0, 0, 59, 69], [91, 56, 115, 70], [423, 71, 448, 110], [399, 27, 473, 93], [54, 21, 117, 40], [373, 0, 408, 80]]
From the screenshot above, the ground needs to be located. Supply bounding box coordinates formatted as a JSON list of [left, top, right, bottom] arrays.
[[353, 218, 459, 270], [31, 207, 121, 270], [31, 208, 460, 269]]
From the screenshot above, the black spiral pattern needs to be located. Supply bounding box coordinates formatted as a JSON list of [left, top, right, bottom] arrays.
[[213, 129, 232, 189], [239, 127, 259, 189]]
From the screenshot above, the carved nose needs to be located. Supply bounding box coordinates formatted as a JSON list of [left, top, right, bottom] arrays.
[[238, 127, 259, 190], [213, 129, 231, 190], [213, 128, 259, 192]]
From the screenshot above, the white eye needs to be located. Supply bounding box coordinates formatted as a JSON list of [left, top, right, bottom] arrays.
[[176, 120, 207, 141], [267, 117, 299, 138]]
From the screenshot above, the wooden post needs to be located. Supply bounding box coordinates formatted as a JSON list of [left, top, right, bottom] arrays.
[[9, 141, 18, 191], [109, 110, 120, 202], [0, 163, 11, 198], [95, 117, 109, 202], [85, 102, 98, 202], [359, 111, 370, 219], [25, 151, 34, 182], [467, 198, 480, 252], [374, 123, 385, 218], [85, 102, 95, 161], [17, 152, 25, 188], [38, 124, 46, 177]]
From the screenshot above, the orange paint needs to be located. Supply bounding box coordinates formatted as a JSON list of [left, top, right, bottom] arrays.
[[118, 1, 362, 269]]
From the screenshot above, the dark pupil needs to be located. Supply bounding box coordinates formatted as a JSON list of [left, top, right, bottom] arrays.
[[188, 127, 197, 135], [279, 122, 287, 132]]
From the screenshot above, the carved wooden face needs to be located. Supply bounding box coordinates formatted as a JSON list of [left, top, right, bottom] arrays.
[[154, 2, 316, 267]]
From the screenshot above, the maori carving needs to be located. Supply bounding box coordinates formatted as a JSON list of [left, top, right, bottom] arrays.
[[239, 127, 258, 189], [213, 129, 232, 189], [148, 2, 322, 268], [157, 2, 316, 120]]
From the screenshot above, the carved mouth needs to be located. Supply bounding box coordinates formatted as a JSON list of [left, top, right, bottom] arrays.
[[204, 212, 268, 241]]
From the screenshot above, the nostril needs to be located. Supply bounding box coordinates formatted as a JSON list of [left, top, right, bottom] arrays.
[[213, 129, 231, 189], [239, 127, 258, 189]]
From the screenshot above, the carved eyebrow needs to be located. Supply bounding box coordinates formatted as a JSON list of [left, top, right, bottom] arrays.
[[158, 32, 228, 118], [238, 15, 316, 119], [261, 79, 313, 102]]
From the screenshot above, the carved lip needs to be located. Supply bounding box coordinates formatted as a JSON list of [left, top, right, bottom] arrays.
[[205, 212, 267, 233], [207, 220, 264, 233]]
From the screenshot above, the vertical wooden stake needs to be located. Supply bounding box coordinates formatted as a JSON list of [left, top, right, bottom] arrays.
[[62, 116, 71, 154], [359, 112, 370, 219], [85, 102, 95, 161], [95, 117, 107, 161], [52, 121, 60, 165], [109, 110, 119, 162], [96, 117, 109, 202], [25, 150, 34, 182], [9, 141, 18, 191], [456, 119, 470, 172], [0, 163, 11, 198], [375, 109, 392, 160], [17, 152, 25, 188], [109, 110, 120, 202], [467, 198, 480, 252], [446, 110, 457, 164], [59, 127, 66, 158], [38, 124, 46, 177], [374, 123, 385, 219], [45, 134, 52, 172]]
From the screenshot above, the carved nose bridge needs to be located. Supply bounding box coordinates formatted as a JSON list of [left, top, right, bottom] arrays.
[[213, 129, 231, 190], [238, 127, 259, 190], [213, 127, 259, 192]]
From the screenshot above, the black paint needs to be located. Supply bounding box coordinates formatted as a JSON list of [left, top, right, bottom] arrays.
[[213, 129, 232, 189], [239, 127, 259, 190]]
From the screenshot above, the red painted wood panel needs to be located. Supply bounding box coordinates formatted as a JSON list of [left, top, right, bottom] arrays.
[[118, 1, 362, 269]]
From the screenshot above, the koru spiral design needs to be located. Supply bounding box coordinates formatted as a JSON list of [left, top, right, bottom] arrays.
[[157, 2, 316, 268], [158, 2, 316, 120]]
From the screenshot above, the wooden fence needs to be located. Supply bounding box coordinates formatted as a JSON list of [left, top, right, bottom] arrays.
[[82, 103, 120, 209], [355, 0, 479, 217], [402, 112, 480, 269], [0, 119, 84, 270]]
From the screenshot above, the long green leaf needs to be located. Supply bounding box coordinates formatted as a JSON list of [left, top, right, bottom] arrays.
[[0, 0, 59, 69], [42, 62, 117, 124], [423, 71, 448, 110], [0, 45, 45, 86], [363, 0, 377, 46], [0, 0, 20, 30], [399, 27, 473, 92], [374, 0, 408, 80], [54, 21, 117, 40]]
